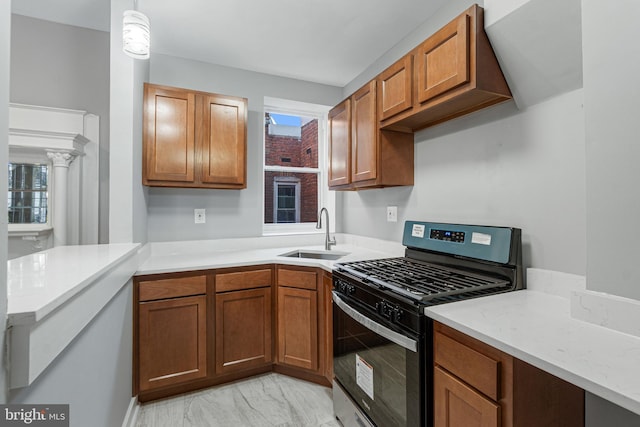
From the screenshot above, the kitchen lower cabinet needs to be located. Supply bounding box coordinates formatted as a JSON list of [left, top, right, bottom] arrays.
[[277, 286, 318, 370], [214, 267, 273, 375], [135, 273, 209, 393], [434, 322, 584, 427], [434, 366, 500, 427], [321, 271, 333, 383], [275, 265, 330, 385], [134, 264, 333, 402]]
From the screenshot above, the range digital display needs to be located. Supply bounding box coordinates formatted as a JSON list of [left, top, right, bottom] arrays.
[[430, 228, 465, 243]]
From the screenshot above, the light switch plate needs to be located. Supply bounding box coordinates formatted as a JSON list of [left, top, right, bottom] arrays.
[[387, 206, 398, 222], [194, 209, 206, 224]]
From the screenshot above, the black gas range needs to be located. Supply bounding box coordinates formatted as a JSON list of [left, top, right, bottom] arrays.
[[332, 221, 524, 427]]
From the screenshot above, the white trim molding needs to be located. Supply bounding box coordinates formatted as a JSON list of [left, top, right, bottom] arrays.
[[8, 103, 100, 249]]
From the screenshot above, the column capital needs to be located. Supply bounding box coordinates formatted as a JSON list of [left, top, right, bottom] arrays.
[[47, 151, 76, 168]]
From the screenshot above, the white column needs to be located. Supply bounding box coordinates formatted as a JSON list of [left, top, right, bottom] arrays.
[[47, 151, 76, 246]]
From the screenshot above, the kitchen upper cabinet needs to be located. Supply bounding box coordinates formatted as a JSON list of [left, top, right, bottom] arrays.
[[416, 12, 470, 104], [351, 81, 378, 183], [379, 4, 512, 132], [143, 83, 247, 189], [433, 322, 584, 427], [135, 274, 208, 394], [214, 267, 273, 375], [328, 99, 351, 188], [143, 85, 196, 183], [198, 93, 247, 187], [328, 80, 414, 191], [378, 55, 413, 121]]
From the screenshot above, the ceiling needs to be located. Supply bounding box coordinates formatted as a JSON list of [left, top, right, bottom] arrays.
[[11, 0, 446, 87]]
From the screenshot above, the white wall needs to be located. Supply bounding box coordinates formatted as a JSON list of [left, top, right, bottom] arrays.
[[340, 90, 586, 274], [146, 54, 343, 242], [1, 0, 11, 404], [10, 15, 110, 245], [583, 0, 640, 301]]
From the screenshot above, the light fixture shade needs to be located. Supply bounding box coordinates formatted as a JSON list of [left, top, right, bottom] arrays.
[[123, 10, 150, 60]]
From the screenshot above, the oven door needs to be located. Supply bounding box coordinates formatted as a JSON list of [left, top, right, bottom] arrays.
[[333, 291, 423, 427]]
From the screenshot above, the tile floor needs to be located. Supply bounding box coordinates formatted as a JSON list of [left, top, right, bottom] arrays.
[[136, 373, 341, 427]]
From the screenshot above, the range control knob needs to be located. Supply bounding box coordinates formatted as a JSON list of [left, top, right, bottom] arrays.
[[391, 308, 403, 323]]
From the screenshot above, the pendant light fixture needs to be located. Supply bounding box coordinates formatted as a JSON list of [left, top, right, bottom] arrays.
[[122, 2, 150, 60]]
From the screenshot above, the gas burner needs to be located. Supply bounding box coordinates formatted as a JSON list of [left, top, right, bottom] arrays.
[[337, 257, 510, 302]]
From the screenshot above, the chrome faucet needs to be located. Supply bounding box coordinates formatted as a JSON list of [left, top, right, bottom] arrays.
[[316, 207, 336, 251]]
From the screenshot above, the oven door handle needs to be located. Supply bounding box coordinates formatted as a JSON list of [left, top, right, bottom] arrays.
[[333, 292, 418, 352]]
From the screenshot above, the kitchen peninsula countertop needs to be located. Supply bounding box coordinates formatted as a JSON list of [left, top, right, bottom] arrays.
[[6, 243, 141, 388], [425, 269, 640, 416], [8, 243, 140, 324]]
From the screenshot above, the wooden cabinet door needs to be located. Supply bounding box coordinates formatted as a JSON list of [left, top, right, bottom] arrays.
[[143, 84, 196, 183], [198, 94, 247, 188], [379, 55, 413, 121], [416, 12, 470, 104], [321, 272, 333, 383], [138, 295, 207, 391], [215, 287, 272, 375], [277, 286, 318, 371], [434, 366, 500, 427], [328, 99, 351, 188], [351, 81, 378, 183]]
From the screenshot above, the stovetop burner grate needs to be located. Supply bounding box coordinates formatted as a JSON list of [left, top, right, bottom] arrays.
[[337, 257, 510, 302]]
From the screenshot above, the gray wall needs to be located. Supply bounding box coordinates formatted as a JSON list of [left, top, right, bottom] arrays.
[[586, 392, 640, 427], [583, 0, 640, 301], [10, 14, 110, 245], [8, 284, 133, 427], [109, 0, 149, 245], [1, 0, 11, 404], [340, 90, 586, 274], [339, 0, 587, 276], [146, 54, 343, 241]]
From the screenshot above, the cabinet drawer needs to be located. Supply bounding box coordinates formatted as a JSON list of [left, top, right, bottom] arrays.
[[277, 268, 317, 290], [139, 275, 207, 302], [216, 269, 272, 293], [434, 330, 500, 401]]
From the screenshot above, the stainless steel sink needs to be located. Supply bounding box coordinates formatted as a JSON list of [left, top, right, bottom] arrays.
[[278, 249, 348, 261]]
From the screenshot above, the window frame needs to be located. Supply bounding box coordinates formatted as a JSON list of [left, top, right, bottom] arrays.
[[273, 177, 301, 223], [7, 153, 54, 237], [262, 97, 334, 236]]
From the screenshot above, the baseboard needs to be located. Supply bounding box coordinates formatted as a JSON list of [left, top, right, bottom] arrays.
[[121, 396, 140, 427]]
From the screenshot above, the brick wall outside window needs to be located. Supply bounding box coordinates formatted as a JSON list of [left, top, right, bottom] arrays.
[[264, 118, 319, 223]]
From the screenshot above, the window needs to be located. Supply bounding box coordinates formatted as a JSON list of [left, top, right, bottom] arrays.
[[8, 163, 49, 224], [274, 177, 300, 223], [263, 98, 332, 235]]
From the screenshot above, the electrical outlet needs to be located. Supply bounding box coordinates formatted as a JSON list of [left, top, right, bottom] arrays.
[[387, 206, 398, 222], [194, 209, 206, 224]]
